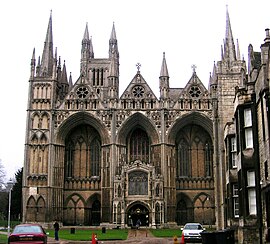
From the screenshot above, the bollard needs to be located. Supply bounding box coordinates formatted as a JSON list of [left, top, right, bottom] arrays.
[[173, 235, 178, 244], [180, 232, 185, 244]]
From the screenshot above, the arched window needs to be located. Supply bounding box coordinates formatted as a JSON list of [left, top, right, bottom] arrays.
[[65, 142, 74, 177], [130, 128, 149, 163], [155, 203, 160, 224], [90, 138, 101, 176], [177, 139, 190, 177], [64, 125, 101, 179], [204, 142, 212, 177]]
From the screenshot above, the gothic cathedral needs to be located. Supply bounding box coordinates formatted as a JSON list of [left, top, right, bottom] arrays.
[[23, 8, 269, 241]]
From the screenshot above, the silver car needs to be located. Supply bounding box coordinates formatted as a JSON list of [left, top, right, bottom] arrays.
[[181, 223, 205, 243]]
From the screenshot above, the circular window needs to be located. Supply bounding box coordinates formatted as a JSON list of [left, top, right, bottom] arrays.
[[189, 86, 201, 98], [133, 86, 144, 98], [76, 86, 89, 99]]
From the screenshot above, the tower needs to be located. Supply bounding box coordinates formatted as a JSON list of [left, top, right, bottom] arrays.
[[210, 7, 246, 229]]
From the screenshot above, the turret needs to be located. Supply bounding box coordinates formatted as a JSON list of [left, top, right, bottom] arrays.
[[260, 28, 270, 65], [159, 52, 170, 100], [109, 22, 119, 60], [80, 23, 94, 76]]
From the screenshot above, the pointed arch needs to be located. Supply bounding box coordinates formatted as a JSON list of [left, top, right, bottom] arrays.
[[32, 113, 40, 129], [63, 193, 86, 225], [40, 112, 50, 129], [168, 112, 213, 144], [56, 112, 109, 145], [64, 124, 101, 179], [176, 193, 193, 225], [36, 196, 46, 222], [193, 192, 212, 224], [25, 196, 37, 221], [116, 112, 159, 145], [85, 194, 101, 226]]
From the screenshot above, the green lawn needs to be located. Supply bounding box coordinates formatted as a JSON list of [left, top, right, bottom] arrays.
[[0, 234, 7, 244], [0, 227, 184, 242], [47, 228, 129, 241]]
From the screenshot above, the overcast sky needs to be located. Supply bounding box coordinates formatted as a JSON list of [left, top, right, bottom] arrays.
[[0, 0, 270, 181]]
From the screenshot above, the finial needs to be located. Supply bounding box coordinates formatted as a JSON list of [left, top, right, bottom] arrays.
[[136, 63, 141, 71], [191, 64, 197, 73]]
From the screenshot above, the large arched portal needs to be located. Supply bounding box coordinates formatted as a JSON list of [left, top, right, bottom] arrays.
[[126, 202, 150, 227]]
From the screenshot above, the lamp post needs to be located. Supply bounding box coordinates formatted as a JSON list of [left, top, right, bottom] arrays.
[[6, 179, 14, 236]]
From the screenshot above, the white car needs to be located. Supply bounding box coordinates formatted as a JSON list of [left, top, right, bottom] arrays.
[[181, 223, 205, 243]]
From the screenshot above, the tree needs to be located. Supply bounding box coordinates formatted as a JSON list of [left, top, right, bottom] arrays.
[[0, 159, 6, 189], [11, 168, 23, 221]]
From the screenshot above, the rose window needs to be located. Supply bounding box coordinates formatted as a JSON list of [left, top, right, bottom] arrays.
[[76, 86, 89, 99], [189, 86, 201, 98], [133, 86, 144, 98]]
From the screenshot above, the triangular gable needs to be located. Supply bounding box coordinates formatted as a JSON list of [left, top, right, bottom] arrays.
[[120, 71, 158, 100], [57, 75, 106, 109], [179, 72, 209, 99]]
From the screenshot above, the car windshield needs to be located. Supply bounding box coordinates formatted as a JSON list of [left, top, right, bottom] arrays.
[[13, 226, 43, 234], [184, 224, 203, 230]]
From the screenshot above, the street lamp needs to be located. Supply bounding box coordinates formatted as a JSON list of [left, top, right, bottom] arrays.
[[6, 179, 14, 236]]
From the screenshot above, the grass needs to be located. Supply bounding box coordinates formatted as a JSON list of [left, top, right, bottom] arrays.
[[0, 234, 7, 244], [46, 228, 129, 241], [0, 226, 190, 242]]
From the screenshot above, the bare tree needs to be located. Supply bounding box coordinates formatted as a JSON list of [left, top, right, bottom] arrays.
[[0, 159, 6, 189]]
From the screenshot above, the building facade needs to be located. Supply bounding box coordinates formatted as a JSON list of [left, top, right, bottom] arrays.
[[224, 29, 270, 243], [22, 8, 270, 243]]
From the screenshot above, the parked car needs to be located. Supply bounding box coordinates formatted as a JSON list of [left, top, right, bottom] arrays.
[[8, 224, 47, 244], [181, 222, 205, 243]]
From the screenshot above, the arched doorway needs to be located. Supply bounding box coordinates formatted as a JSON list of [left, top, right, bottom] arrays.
[[127, 203, 149, 227], [85, 195, 101, 226]]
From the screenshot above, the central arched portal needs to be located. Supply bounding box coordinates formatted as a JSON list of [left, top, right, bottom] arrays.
[[127, 203, 150, 227]]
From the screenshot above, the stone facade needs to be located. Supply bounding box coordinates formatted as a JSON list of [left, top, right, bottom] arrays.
[[22, 8, 270, 244], [224, 29, 270, 243]]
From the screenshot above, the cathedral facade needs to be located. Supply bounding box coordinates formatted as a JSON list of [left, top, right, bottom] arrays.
[[22, 8, 270, 244]]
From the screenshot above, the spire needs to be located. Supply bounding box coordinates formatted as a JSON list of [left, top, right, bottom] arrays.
[[30, 48, 36, 79], [160, 52, 169, 77], [236, 39, 241, 60], [159, 52, 170, 100], [69, 72, 73, 90], [60, 61, 68, 84], [81, 23, 94, 59], [40, 11, 54, 76], [109, 22, 119, 59], [223, 6, 236, 61]]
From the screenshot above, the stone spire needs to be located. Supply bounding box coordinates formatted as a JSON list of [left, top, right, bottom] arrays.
[[109, 22, 119, 59], [160, 52, 169, 77], [81, 23, 94, 60], [30, 48, 36, 79], [223, 6, 236, 62], [159, 52, 170, 100], [69, 72, 73, 91], [40, 11, 54, 77]]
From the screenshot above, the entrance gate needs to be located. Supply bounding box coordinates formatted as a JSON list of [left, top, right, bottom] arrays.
[[127, 203, 149, 227]]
